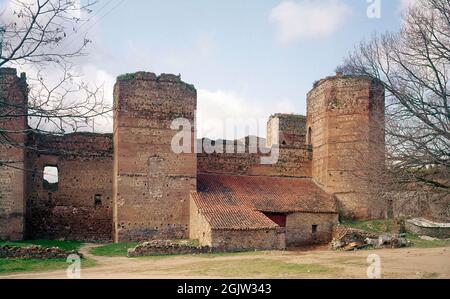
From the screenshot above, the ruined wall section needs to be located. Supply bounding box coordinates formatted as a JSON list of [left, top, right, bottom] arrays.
[[198, 113, 312, 178], [267, 114, 307, 147], [113, 72, 197, 242], [189, 194, 212, 246], [26, 133, 113, 241], [307, 75, 386, 220], [0, 68, 28, 240], [197, 143, 311, 178]]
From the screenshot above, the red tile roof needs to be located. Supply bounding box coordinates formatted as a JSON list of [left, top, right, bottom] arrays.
[[191, 193, 278, 230], [191, 174, 337, 230]]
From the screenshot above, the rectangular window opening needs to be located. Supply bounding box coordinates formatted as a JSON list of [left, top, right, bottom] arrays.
[[94, 194, 102, 206], [43, 166, 58, 191]]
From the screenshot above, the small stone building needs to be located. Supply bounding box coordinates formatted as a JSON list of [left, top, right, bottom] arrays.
[[0, 68, 386, 251], [190, 174, 338, 250], [406, 218, 450, 239]]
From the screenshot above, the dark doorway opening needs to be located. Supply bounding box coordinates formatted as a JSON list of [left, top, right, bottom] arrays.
[[263, 213, 287, 227], [312, 224, 318, 240]]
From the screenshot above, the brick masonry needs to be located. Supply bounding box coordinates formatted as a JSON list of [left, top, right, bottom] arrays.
[[0, 68, 28, 240], [197, 114, 312, 178], [306, 74, 386, 220], [113, 72, 197, 242], [0, 68, 389, 248], [25, 132, 113, 241]]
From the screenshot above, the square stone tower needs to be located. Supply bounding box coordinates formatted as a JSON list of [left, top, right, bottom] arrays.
[[306, 73, 386, 220], [113, 72, 197, 242], [0, 68, 28, 240], [267, 113, 307, 147]]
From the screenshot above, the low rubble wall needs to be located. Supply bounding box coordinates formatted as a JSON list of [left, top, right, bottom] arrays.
[[127, 240, 212, 257], [0, 245, 82, 259]]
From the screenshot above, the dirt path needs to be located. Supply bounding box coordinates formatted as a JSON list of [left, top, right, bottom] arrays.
[[2, 245, 449, 279]]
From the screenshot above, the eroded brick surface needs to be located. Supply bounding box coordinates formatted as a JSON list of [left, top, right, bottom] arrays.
[[113, 72, 197, 242], [0, 68, 28, 240], [306, 74, 386, 219], [0, 68, 388, 249], [26, 133, 113, 241]]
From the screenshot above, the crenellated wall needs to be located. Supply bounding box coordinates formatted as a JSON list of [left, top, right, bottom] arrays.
[[267, 114, 307, 147], [197, 143, 311, 178], [197, 114, 312, 178]]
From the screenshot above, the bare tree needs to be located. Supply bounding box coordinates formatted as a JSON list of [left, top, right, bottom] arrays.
[[337, 0, 450, 208], [0, 1, 112, 135], [0, 0, 112, 161]]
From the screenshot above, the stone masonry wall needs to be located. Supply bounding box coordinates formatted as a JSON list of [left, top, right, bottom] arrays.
[[211, 228, 282, 251], [197, 144, 311, 178], [189, 195, 213, 246], [113, 72, 197, 242], [0, 245, 81, 259], [198, 113, 311, 178], [286, 212, 339, 246], [306, 74, 386, 220], [0, 68, 28, 240], [405, 220, 450, 239], [190, 194, 285, 251], [26, 133, 113, 241]]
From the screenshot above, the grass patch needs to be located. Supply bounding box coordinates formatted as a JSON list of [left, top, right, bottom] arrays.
[[422, 272, 440, 279], [341, 219, 394, 234], [0, 240, 83, 251], [164, 258, 334, 278], [91, 240, 206, 257], [404, 233, 450, 248], [90, 242, 138, 257], [0, 258, 96, 276], [0, 240, 95, 276]]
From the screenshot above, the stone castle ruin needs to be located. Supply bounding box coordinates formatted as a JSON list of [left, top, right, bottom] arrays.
[[0, 67, 387, 250]]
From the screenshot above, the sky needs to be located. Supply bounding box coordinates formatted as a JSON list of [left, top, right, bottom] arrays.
[[1, 0, 415, 139]]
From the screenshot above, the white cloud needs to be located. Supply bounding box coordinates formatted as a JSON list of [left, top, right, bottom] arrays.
[[197, 89, 296, 140], [1, 0, 115, 134], [78, 64, 115, 133], [268, 0, 352, 44]]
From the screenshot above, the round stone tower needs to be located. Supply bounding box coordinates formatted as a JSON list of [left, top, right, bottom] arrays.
[[306, 73, 386, 220]]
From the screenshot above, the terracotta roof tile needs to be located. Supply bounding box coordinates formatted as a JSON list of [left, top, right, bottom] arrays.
[[197, 174, 337, 213], [191, 192, 277, 230], [192, 174, 337, 230]]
